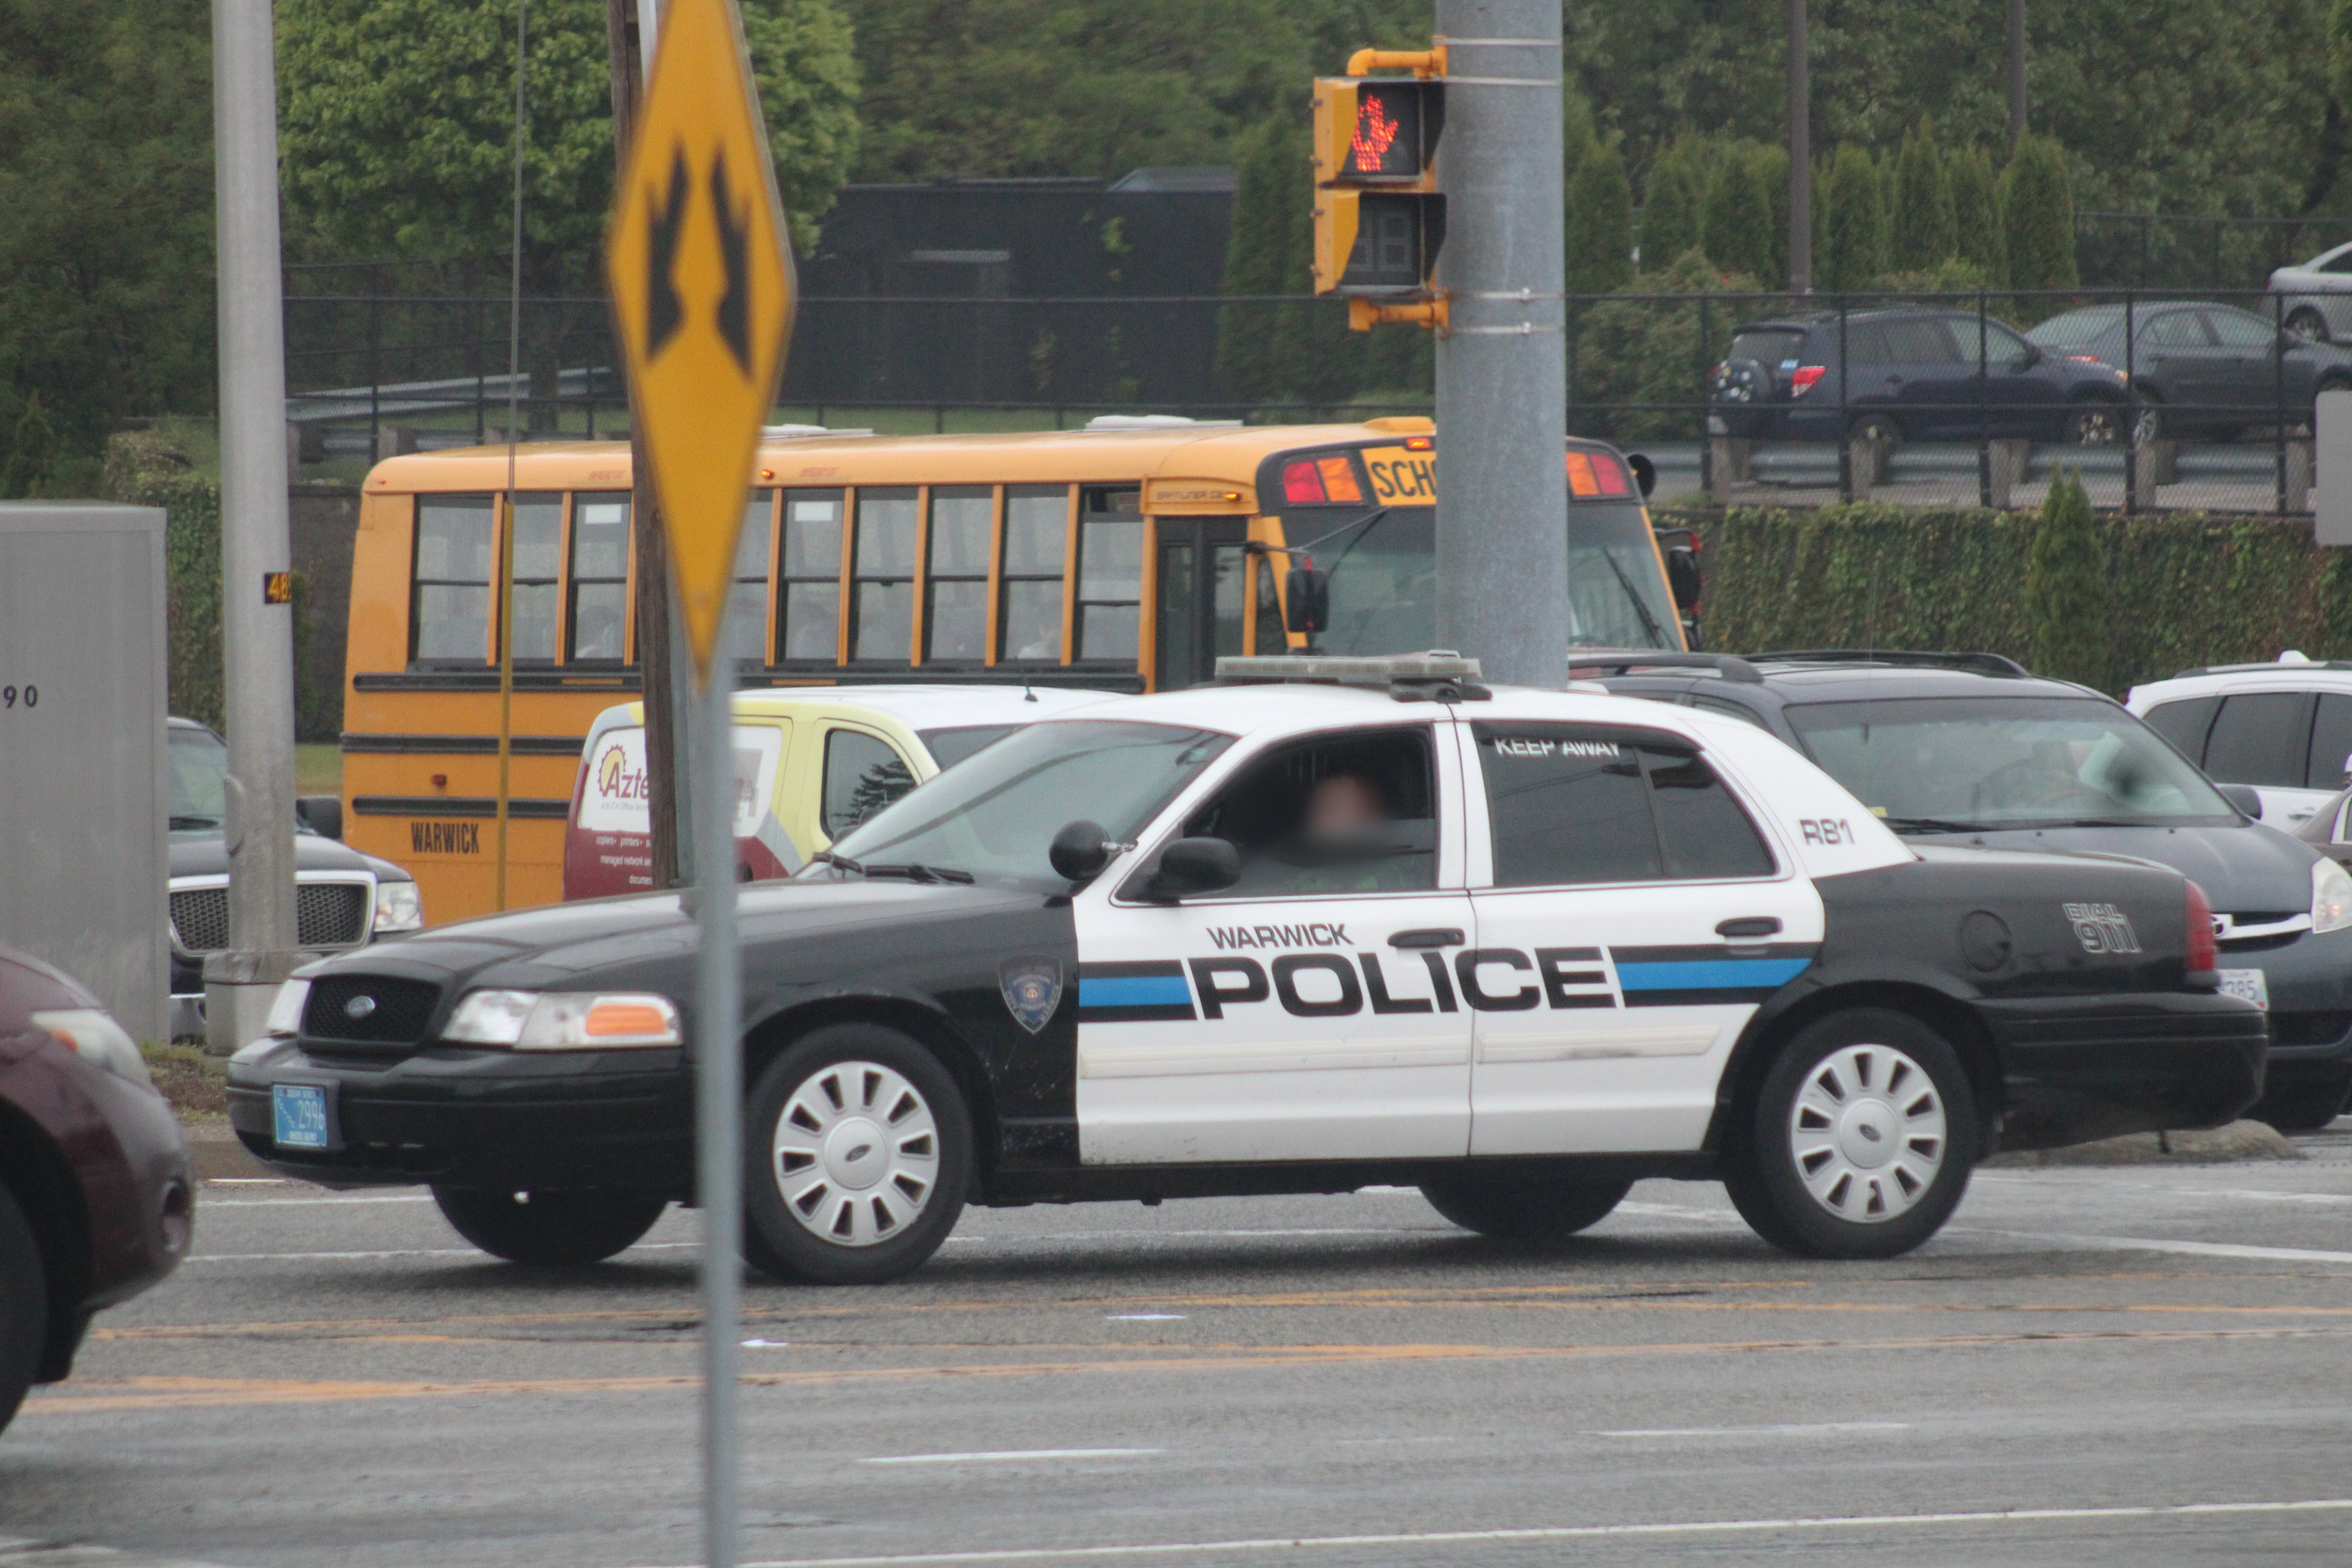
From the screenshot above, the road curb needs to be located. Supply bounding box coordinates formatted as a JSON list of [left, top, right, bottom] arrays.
[[177, 1121, 273, 1181], [1985, 1118, 2304, 1168], [0, 1537, 250, 1568]]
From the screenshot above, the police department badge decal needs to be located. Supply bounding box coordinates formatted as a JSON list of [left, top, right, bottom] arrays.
[[999, 958, 1063, 1034]]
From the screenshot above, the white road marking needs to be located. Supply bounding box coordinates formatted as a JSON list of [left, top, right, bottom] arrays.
[[1593, 1421, 1910, 1438], [742, 1339, 790, 1348], [1613, 1201, 1743, 1223], [860, 1449, 1163, 1466], [1104, 1314, 1186, 1322], [183, 1242, 696, 1263], [637, 1497, 2352, 1567], [1976, 1230, 2352, 1266]]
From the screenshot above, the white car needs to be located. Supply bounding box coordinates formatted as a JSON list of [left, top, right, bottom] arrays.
[[2268, 243, 2352, 343], [2127, 652, 2352, 828]]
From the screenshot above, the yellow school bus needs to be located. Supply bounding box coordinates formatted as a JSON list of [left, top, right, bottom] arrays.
[[342, 416, 1687, 923]]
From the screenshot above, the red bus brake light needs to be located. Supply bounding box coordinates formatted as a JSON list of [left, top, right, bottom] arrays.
[[1282, 460, 1328, 505]]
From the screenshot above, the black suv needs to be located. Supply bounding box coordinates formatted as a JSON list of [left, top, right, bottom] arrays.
[[1710, 308, 2136, 446], [1583, 650, 2349, 1131]]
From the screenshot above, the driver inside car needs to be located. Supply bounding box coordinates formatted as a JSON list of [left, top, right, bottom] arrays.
[[1185, 736, 1437, 896]]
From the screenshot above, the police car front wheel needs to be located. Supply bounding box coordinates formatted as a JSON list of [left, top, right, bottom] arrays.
[[1725, 1008, 1978, 1260], [1419, 1169, 1633, 1242], [742, 1024, 972, 1286], [431, 1187, 669, 1267]]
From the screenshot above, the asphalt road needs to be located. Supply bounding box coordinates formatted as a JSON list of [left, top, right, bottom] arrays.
[[8, 1127, 2352, 1568]]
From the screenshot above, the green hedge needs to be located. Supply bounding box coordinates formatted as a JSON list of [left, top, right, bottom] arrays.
[[1658, 502, 2352, 694]]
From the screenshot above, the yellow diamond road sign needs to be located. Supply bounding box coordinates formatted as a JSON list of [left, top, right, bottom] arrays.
[[606, 0, 796, 685]]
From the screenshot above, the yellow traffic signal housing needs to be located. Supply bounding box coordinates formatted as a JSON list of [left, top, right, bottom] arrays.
[[1310, 60, 1446, 318]]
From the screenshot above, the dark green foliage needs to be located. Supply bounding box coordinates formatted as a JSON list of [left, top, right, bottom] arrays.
[[0, 393, 55, 499], [1702, 149, 1777, 284], [1750, 142, 1791, 288], [1639, 140, 1706, 271], [1817, 144, 1888, 292], [2028, 473, 2111, 688], [1570, 251, 1756, 443], [1566, 139, 1636, 294], [1947, 145, 2004, 277], [2000, 133, 2079, 295], [1657, 501, 2352, 696], [105, 432, 223, 733], [1215, 114, 1301, 402], [0, 0, 214, 467], [1890, 120, 1955, 273]]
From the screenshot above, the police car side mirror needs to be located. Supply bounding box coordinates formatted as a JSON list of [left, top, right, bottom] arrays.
[[1049, 819, 1113, 882], [1147, 837, 1240, 900], [1284, 567, 1330, 636]]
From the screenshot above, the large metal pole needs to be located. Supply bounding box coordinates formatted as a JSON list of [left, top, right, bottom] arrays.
[[694, 640, 741, 1568], [204, 0, 300, 1052], [1432, 0, 1566, 685], [1787, 0, 1811, 295], [2007, 0, 2029, 147]]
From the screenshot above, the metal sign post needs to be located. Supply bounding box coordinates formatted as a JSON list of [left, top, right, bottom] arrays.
[[604, 0, 795, 1561]]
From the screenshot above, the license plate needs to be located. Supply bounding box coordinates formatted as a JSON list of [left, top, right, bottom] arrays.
[[272, 1083, 330, 1149], [2218, 968, 2270, 1011]]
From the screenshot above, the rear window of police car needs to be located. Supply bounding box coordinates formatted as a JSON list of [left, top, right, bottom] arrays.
[[1474, 723, 1776, 884]]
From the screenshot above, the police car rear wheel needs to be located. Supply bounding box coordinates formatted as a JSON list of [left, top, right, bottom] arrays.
[[430, 1187, 668, 1267], [1726, 1009, 1976, 1259], [1418, 1169, 1632, 1242], [742, 1025, 971, 1286]]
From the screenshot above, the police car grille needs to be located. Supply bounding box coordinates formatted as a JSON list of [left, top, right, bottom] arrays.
[[302, 975, 442, 1044], [297, 882, 370, 947], [169, 888, 229, 953]]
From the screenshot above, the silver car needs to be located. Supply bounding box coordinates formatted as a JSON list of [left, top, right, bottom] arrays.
[[2267, 241, 2352, 344]]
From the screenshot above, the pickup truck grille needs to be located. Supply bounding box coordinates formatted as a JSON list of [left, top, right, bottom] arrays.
[[170, 881, 370, 953]]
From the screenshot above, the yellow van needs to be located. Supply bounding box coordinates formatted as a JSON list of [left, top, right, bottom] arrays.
[[563, 685, 1113, 898]]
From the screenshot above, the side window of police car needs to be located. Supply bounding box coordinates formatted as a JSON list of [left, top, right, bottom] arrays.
[[1472, 724, 1774, 884], [1172, 728, 1438, 898], [822, 728, 915, 840]]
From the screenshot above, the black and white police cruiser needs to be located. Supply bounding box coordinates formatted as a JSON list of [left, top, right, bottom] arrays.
[[228, 653, 2266, 1279]]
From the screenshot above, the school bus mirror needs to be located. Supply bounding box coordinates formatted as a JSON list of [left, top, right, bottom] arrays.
[[1666, 546, 1704, 613], [1284, 566, 1331, 635]]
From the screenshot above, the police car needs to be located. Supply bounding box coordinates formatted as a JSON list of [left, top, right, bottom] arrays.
[[226, 655, 2265, 1280]]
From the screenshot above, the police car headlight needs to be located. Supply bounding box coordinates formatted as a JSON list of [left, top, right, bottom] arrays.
[[374, 880, 424, 934], [33, 1008, 154, 1091], [2314, 858, 2352, 935], [443, 989, 681, 1049], [265, 978, 311, 1038]]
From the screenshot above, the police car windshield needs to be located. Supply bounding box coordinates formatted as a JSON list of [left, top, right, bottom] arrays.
[[1784, 696, 2238, 831], [821, 720, 1234, 887]]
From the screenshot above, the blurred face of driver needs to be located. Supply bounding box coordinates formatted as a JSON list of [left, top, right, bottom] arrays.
[[1305, 773, 1385, 834]]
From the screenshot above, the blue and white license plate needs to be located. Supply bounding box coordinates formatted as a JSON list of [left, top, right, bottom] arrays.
[[272, 1083, 330, 1149], [2218, 968, 2270, 1012]]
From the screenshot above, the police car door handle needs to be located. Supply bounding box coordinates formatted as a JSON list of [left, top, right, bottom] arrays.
[[1715, 917, 1782, 939], [1389, 928, 1465, 949]]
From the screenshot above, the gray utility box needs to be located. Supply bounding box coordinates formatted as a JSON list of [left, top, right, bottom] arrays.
[[0, 505, 169, 1041]]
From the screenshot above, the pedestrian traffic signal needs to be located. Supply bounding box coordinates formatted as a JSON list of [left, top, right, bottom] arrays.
[[1310, 47, 1446, 327]]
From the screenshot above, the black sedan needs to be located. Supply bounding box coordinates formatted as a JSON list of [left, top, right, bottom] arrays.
[[2026, 303, 2352, 440]]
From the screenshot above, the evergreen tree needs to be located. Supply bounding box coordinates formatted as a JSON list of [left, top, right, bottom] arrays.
[[1890, 118, 1956, 272], [1947, 144, 2004, 278], [1639, 139, 1705, 269], [2000, 132, 2080, 295], [1817, 143, 1888, 292], [2028, 471, 2109, 689], [1214, 114, 1297, 402], [1566, 138, 1636, 294], [1750, 142, 1790, 290], [1702, 147, 1776, 283], [0, 392, 56, 499]]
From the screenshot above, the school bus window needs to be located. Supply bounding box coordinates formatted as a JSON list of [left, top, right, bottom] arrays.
[[508, 492, 563, 662], [777, 490, 844, 662], [726, 489, 774, 666], [412, 494, 495, 664], [851, 487, 919, 662], [1074, 486, 1143, 662], [925, 486, 991, 662], [568, 494, 631, 662], [998, 485, 1067, 662]]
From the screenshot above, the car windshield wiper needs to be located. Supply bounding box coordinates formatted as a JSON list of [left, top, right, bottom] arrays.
[[810, 849, 865, 874], [862, 862, 976, 885], [169, 815, 221, 831], [1882, 816, 1996, 834]]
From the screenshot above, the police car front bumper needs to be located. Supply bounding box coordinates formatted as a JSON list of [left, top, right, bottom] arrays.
[[224, 1039, 694, 1192], [1980, 990, 2269, 1152]]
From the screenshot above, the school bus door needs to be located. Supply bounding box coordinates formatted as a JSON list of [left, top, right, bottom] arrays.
[[1154, 517, 1252, 691]]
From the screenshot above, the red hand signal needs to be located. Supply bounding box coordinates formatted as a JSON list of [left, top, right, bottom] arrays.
[[1350, 93, 1402, 172]]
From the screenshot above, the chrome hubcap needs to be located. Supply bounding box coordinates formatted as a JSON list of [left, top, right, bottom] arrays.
[[772, 1061, 939, 1247], [1789, 1044, 1946, 1224]]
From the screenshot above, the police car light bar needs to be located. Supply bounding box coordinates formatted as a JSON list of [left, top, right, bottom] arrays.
[[1214, 650, 1490, 703]]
